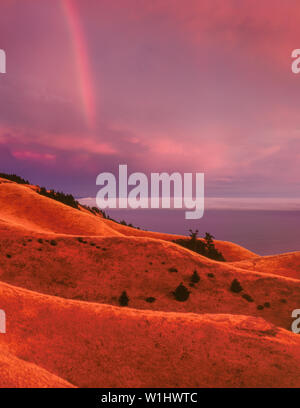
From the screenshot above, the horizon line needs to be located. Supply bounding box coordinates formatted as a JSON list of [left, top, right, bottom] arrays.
[[78, 197, 300, 211]]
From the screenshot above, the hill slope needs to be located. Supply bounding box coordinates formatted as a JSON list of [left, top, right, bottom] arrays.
[[0, 235, 298, 330], [232, 252, 300, 279], [0, 176, 299, 388], [0, 280, 300, 388], [0, 347, 75, 388], [0, 179, 121, 236]]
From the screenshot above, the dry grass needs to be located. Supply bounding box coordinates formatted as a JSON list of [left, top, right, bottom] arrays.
[[0, 178, 299, 387]]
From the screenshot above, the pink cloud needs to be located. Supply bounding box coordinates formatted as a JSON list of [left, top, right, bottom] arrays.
[[12, 151, 56, 161]]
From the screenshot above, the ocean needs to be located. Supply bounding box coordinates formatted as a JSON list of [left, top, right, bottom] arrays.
[[105, 209, 300, 256]]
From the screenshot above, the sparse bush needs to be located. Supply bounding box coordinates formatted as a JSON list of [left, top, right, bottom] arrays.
[[191, 270, 200, 283], [80, 204, 107, 218], [119, 220, 140, 229], [173, 283, 190, 302], [91, 206, 106, 217], [264, 302, 270, 308], [119, 291, 129, 307], [145, 297, 156, 303], [257, 305, 264, 310], [50, 240, 57, 246], [207, 273, 215, 278], [242, 293, 253, 302], [230, 279, 243, 293], [168, 267, 178, 273], [77, 238, 87, 244], [6, 254, 11, 259], [37, 238, 43, 244]]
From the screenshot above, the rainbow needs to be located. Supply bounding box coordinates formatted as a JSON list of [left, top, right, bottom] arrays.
[[62, 0, 96, 130]]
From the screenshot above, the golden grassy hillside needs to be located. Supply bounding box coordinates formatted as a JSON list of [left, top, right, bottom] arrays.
[[232, 252, 300, 279], [0, 177, 299, 387], [0, 234, 298, 330], [0, 280, 300, 388]]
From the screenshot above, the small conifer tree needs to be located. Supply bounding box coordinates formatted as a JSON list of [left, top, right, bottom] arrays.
[[119, 291, 129, 306]]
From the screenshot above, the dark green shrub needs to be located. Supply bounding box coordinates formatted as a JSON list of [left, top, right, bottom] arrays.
[[145, 297, 156, 303], [242, 293, 253, 302], [119, 291, 129, 307], [119, 220, 140, 229], [191, 270, 200, 283], [230, 279, 243, 293], [173, 283, 190, 302], [0, 173, 29, 184], [173, 231, 225, 261], [38, 187, 79, 210]]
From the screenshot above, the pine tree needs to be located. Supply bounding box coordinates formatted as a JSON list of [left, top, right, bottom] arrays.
[[119, 291, 129, 306]]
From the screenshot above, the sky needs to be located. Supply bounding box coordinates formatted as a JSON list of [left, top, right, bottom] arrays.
[[0, 0, 300, 204]]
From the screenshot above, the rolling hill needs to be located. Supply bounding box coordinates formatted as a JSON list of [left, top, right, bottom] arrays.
[[0, 176, 299, 387]]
